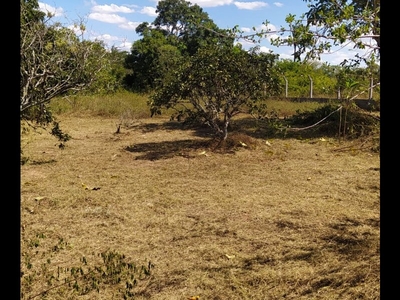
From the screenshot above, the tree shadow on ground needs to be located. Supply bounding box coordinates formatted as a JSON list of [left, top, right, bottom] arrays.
[[124, 119, 253, 160], [130, 114, 349, 141], [130, 120, 214, 138], [124, 110, 379, 161], [125, 118, 274, 161], [125, 139, 213, 161]]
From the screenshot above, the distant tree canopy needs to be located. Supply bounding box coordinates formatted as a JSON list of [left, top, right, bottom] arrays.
[[84, 46, 129, 95], [124, 0, 234, 92], [277, 60, 336, 97], [153, 0, 234, 56], [276, 59, 379, 99], [123, 26, 183, 93], [124, 0, 380, 95]]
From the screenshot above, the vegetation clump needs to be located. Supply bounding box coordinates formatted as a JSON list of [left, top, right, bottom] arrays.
[[21, 232, 153, 299], [285, 103, 380, 139]]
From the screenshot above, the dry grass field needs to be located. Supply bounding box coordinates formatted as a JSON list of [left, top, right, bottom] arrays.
[[21, 106, 380, 299]]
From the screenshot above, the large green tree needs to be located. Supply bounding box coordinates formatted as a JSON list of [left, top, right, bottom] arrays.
[[124, 26, 183, 92], [254, 0, 380, 65], [153, 0, 233, 56], [149, 45, 282, 141], [124, 0, 233, 92]]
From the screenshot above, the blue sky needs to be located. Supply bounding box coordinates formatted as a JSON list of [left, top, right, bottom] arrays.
[[38, 0, 371, 66]]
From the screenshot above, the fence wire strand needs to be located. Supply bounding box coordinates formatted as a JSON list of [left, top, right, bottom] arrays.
[[287, 106, 343, 131]]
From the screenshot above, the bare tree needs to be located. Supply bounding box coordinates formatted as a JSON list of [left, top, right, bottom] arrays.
[[20, 0, 108, 150], [20, 3, 107, 118]]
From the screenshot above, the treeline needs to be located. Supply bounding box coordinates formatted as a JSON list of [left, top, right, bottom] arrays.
[[21, 0, 380, 99], [108, 0, 381, 100], [95, 0, 381, 100], [122, 50, 380, 100]]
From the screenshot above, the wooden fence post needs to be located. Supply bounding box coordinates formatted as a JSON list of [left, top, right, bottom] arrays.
[[369, 77, 373, 100], [283, 76, 288, 98]]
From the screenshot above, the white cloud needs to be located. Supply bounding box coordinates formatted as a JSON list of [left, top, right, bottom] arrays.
[[91, 4, 134, 14], [88, 13, 128, 24], [235, 39, 256, 48], [67, 24, 84, 35], [273, 2, 283, 7], [91, 36, 132, 51], [278, 52, 293, 60], [234, 1, 268, 10], [140, 7, 158, 17], [258, 23, 276, 32], [116, 41, 132, 52], [191, 0, 234, 8], [38, 2, 64, 17], [320, 42, 372, 65], [265, 33, 279, 42], [259, 46, 273, 53], [241, 23, 276, 33], [240, 27, 252, 33], [94, 33, 120, 42], [259, 23, 280, 41], [149, 0, 234, 8], [239, 23, 278, 41], [273, 41, 373, 66], [119, 21, 142, 31], [321, 52, 349, 65]]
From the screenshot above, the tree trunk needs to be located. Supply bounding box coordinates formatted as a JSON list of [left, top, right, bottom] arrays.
[[221, 120, 229, 141]]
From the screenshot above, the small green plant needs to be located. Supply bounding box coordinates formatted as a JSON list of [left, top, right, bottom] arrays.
[[21, 233, 153, 299]]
